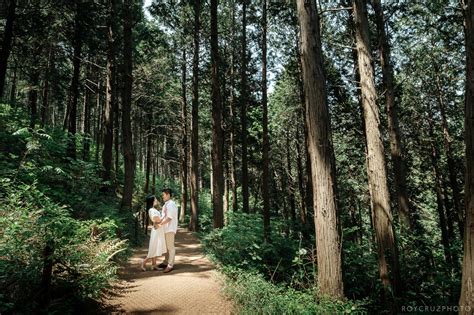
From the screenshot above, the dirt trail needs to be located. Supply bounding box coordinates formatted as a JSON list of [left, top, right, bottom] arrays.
[[105, 228, 233, 314]]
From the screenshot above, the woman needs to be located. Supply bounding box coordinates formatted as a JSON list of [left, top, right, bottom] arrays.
[[141, 195, 167, 271]]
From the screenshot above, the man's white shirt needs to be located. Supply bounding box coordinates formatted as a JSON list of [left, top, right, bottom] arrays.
[[162, 199, 178, 234]]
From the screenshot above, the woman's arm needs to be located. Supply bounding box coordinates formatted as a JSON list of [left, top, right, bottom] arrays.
[[151, 215, 162, 223]]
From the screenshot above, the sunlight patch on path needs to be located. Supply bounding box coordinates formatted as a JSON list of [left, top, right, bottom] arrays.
[[105, 228, 233, 314]]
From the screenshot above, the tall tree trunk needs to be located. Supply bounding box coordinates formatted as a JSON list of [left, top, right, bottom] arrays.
[[352, 0, 401, 301], [144, 134, 151, 236], [28, 70, 40, 129], [82, 62, 92, 161], [222, 37, 229, 220], [370, 3, 433, 273], [40, 47, 54, 128], [210, 150, 214, 196], [152, 146, 156, 195], [441, 161, 457, 243], [286, 131, 296, 223], [144, 112, 152, 195], [276, 167, 290, 236], [114, 97, 120, 181], [229, 0, 238, 213], [261, 0, 270, 240], [460, 0, 474, 312], [224, 159, 229, 224], [189, 0, 200, 232], [240, 0, 250, 213], [433, 69, 465, 241], [427, 115, 454, 269], [66, 1, 83, 159], [102, 0, 116, 182], [180, 48, 188, 223], [121, 0, 135, 211], [296, 0, 344, 299], [371, 0, 411, 229], [220, 36, 229, 220], [295, 28, 313, 220], [95, 77, 102, 163], [296, 124, 308, 228], [0, 0, 16, 98], [9, 61, 17, 104], [347, 5, 370, 247], [211, 0, 225, 229]]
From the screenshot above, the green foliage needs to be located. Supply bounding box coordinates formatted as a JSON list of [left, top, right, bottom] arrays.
[[196, 190, 213, 233], [397, 226, 462, 308], [0, 106, 134, 313], [0, 106, 139, 244], [220, 267, 367, 315], [201, 211, 369, 313], [0, 182, 127, 313], [202, 212, 297, 280], [341, 236, 384, 310]]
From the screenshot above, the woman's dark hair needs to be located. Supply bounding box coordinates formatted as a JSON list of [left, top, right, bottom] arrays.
[[146, 195, 156, 210], [162, 188, 173, 197]]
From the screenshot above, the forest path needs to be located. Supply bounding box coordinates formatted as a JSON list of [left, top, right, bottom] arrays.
[[105, 228, 234, 314]]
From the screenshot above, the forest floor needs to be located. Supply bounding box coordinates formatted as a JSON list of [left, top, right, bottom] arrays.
[[103, 228, 234, 314]]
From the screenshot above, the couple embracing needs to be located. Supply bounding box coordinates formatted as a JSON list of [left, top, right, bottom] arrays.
[[141, 188, 178, 273]]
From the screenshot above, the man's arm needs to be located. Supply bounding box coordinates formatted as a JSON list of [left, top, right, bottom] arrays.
[[156, 203, 175, 227], [159, 217, 172, 226], [154, 217, 170, 229], [151, 215, 162, 223]]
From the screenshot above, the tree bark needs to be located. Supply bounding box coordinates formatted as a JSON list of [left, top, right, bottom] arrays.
[[114, 94, 120, 181], [102, 0, 116, 182], [152, 145, 156, 195], [144, 135, 151, 235], [82, 61, 92, 161], [144, 112, 152, 195], [286, 131, 296, 223], [275, 168, 290, 236], [40, 47, 54, 128], [240, 0, 250, 213], [295, 28, 313, 221], [352, 0, 401, 301], [432, 68, 465, 241], [0, 0, 16, 98], [229, 0, 238, 213], [28, 70, 40, 129], [296, 124, 308, 228], [121, 0, 135, 211], [189, 0, 200, 232], [261, 0, 270, 240], [66, 1, 83, 159], [211, 0, 225, 229], [460, 0, 474, 312], [427, 115, 454, 269], [371, 0, 411, 229], [95, 77, 102, 163], [180, 47, 188, 223], [296, 0, 344, 299], [9, 61, 17, 104]]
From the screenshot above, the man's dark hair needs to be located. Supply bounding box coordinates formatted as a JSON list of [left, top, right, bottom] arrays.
[[162, 188, 173, 197]]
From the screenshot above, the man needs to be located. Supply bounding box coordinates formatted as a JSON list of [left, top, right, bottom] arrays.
[[155, 188, 178, 273]]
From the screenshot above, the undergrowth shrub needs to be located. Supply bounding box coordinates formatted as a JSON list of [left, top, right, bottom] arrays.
[[202, 212, 297, 282], [0, 182, 128, 313], [220, 267, 367, 314]]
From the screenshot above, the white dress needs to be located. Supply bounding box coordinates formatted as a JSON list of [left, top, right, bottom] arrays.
[[146, 207, 167, 258]]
